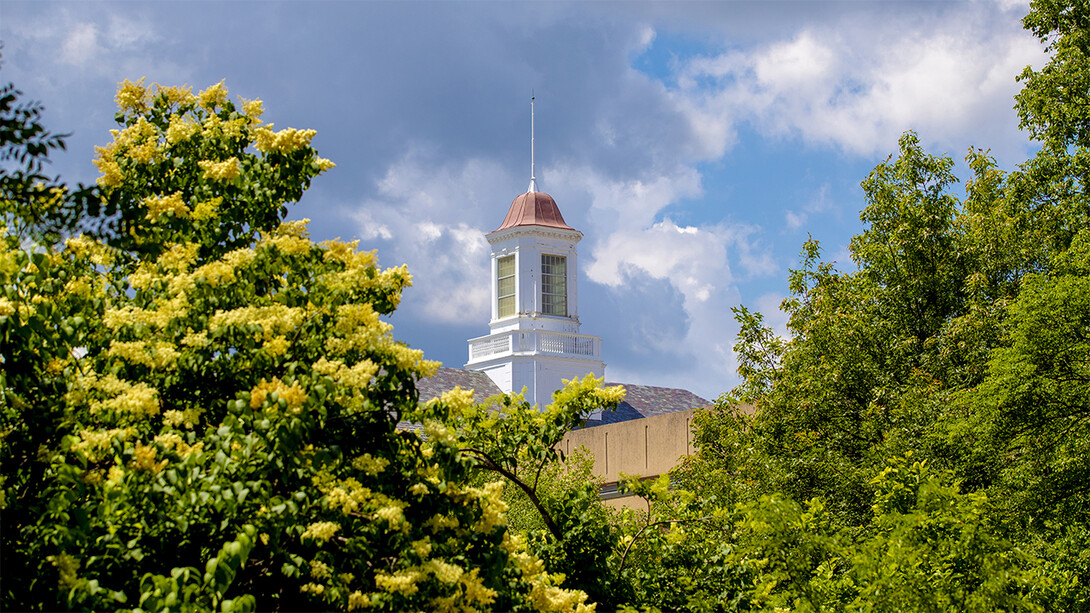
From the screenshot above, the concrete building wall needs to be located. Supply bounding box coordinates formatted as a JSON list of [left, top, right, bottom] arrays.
[[559, 408, 699, 510]]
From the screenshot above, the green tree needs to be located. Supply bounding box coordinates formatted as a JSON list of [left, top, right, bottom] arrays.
[[1, 80, 594, 612], [412, 378, 626, 608], [0, 82, 100, 243], [671, 1, 1090, 608]]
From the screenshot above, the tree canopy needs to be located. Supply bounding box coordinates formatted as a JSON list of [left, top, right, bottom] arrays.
[[1, 79, 597, 612], [4, 0, 1090, 610]]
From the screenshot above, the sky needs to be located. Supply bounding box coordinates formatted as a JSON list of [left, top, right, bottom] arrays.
[[2, 0, 1046, 402]]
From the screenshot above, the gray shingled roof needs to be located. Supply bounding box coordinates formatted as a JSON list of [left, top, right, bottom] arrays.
[[415, 367, 503, 403], [397, 367, 506, 432], [403, 367, 708, 430], [584, 382, 711, 427]]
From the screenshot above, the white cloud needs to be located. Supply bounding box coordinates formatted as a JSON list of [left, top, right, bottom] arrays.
[[785, 210, 805, 230], [539, 163, 777, 398], [59, 22, 104, 67], [350, 150, 512, 324], [549, 162, 703, 230], [587, 218, 728, 298], [668, 12, 1046, 162]]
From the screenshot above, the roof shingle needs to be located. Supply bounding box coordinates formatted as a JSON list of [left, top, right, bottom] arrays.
[[415, 367, 504, 403]]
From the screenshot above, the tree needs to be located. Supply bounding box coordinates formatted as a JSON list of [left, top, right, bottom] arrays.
[[412, 378, 627, 608], [1, 80, 594, 612], [0, 82, 100, 243], [670, 1, 1090, 609]]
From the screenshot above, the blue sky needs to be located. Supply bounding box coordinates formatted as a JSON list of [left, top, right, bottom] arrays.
[[3, 1, 1045, 401]]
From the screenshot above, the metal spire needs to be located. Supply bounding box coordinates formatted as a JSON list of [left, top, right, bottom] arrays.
[[528, 91, 537, 193]]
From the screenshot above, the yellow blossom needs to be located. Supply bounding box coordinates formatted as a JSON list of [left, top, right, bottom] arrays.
[[143, 192, 189, 220], [116, 77, 149, 112], [301, 521, 340, 544], [181, 331, 209, 348], [427, 559, 463, 584], [106, 464, 126, 485], [259, 219, 313, 255], [347, 591, 370, 611], [320, 239, 374, 266], [316, 157, 336, 171], [162, 407, 203, 429], [411, 538, 432, 558], [313, 357, 378, 389], [264, 335, 290, 356], [192, 196, 222, 221], [165, 115, 201, 144], [430, 386, 475, 418], [93, 144, 123, 187], [46, 553, 80, 588], [472, 481, 507, 533], [352, 453, 389, 475], [195, 247, 254, 285], [309, 560, 331, 580], [198, 80, 229, 108], [319, 476, 371, 515], [107, 339, 180, 370], [423, 514, 459, 533], [198, 158, 240, 181], [157, 242, 200, 271], [70, 428, 135, 462], [460, 568, 498, 606], [252, 125, 317, 154], [90, 374, 160, 418], [240, 97, 264, 121], [375, 569, 421, 596], [374, 504, 405, 529], [131, 442, 167, 474], [153, 83, 195, 106], [249, 377, 306, 412], [211, 304, 306, 341], [154, 432, 204, 457]]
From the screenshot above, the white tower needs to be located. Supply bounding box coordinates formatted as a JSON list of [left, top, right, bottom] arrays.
[[466, 99, 604, 411]]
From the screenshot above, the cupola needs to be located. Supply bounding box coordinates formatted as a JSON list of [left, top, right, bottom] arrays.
[[465, 96, 605, 412]]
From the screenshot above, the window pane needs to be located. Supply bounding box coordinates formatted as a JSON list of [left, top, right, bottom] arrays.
[[541, 255, 566, 275], [497, 255, 516, 318], [542, 295, 566, 315], [541, 276, 565, 294], [541, 254, 567, 316]]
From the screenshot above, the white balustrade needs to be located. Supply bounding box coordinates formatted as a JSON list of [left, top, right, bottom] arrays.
[[469, 330, 601, 361], [536, 332, 600, 358], [469, 334, 511, 359]]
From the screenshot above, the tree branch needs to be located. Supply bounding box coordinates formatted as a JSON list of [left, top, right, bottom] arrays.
[[460, 447, 563, 542], [616, 515, 718, 574]]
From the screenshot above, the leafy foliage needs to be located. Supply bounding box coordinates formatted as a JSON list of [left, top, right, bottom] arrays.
[[1, 80, 594, 612], [0, 82, 100, 243], [412, 377, 626, 607]]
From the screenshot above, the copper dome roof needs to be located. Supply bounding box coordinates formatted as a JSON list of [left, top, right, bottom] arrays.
[[493, 191, 575, 233]]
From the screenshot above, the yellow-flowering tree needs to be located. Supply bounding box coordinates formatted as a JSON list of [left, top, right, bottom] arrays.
[[1, 80, 593, 612], [412, 377, 627, 607]]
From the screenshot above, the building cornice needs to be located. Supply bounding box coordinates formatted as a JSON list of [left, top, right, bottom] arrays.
[[487, 225, 583, 245]]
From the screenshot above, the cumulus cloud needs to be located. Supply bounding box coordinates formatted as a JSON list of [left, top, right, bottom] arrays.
[[350, 149, 515, 325], [540, 162, 776, 398], [667, 12, 1046, 163]]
